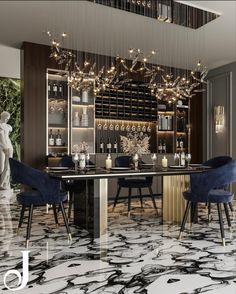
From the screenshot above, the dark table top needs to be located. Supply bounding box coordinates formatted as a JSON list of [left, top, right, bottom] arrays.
[[46, 165, 211, 180]]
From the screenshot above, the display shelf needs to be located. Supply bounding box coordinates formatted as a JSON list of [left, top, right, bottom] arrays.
[[157, 99, 190, 154], [70, 88, 95, 153], [46, 69, 70, 158]]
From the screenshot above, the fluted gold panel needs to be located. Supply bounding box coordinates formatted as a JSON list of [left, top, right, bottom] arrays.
[[163, 175, 190, 223]]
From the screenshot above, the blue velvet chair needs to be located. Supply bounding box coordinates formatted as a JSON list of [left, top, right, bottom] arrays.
[[113, 156, 157, 213], [203, 156, 232, 168], [179, 159, 236, 246], [9, 158, 71, 248], [58, 155, 94, 219], [203, 156, 234, 220]]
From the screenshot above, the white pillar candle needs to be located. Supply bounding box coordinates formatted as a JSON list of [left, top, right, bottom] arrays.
[[162, 155, 168, 168], [105, 154, 112, 169]]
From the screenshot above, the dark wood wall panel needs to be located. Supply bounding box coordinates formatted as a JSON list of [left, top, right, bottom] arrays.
[[190, 93, 203, 163], [21, 42, 58, 168]]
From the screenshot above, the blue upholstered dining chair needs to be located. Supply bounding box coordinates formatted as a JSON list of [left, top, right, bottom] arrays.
[[179, 159, 236, 246], [113, 156, 157, 214], [9, 158, 71, 248], [203, 156, 234, 220], [203, 156, 232, 169]]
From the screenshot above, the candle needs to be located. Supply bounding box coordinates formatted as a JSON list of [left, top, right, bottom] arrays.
[[105, 154, 112, 169], [162, 155, 168, 168]]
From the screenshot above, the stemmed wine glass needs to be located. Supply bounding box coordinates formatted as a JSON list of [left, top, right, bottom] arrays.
[[186, 153, 192, 168], [151, 153, 157, 168], [174, 153, 180, 166]]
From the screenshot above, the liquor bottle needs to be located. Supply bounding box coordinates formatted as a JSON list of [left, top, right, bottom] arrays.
[[113, 138, 118, 153], [179, 136, 184, 149], [176, 137, 179, 148], [180, 151, 186, 166], [48, 82, 52, 97], [107, 137, 112, 153], [58, 83, 63, 97], [48, 129, 55, 146], [158, 139, 163, 153], [55, 129, 62, 146], [52, 82, 58, 98], [162, 140, 166, 153], [100, 137, 104, 153]]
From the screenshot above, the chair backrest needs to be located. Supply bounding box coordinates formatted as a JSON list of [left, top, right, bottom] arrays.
[[115, 156, 131, 167], [9, 158, 61, 203], [115, 155, 153, 184], [58, 155, 74, 168], [190, 159, 236, 202], [203, 156, 232, 168]]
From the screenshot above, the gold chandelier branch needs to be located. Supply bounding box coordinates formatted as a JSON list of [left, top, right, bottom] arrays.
[[46, 32, 207, 103]]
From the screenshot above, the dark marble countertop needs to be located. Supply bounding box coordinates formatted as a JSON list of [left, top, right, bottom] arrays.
[[47, 165, 211, 180]]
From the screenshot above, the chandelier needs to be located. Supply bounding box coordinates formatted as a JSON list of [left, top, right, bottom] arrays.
[[47, 32, 206, 103], [47, 31, 117, 95], [145, 59, 207, 103], [120, 49, 207, 103]]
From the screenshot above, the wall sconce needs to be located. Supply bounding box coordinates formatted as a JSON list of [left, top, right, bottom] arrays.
[[214, 106, 224, 133]]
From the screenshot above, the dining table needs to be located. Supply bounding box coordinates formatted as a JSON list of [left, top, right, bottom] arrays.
[[47, 165, 211, 238]]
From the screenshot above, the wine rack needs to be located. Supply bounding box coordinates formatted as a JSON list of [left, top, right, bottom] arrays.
[[95, 119, 157, 154], [95, 82, 157, 122]]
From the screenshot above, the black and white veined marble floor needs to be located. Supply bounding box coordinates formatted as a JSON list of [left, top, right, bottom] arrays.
[[0, 193, 236, 294]]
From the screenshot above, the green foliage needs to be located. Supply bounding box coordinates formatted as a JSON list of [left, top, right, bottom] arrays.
[[0, 77, 21, 160]]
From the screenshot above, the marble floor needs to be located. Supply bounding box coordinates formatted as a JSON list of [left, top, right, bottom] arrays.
[[0, 193, 236, 294]]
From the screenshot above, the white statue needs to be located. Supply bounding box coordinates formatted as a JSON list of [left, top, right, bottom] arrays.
[[0, 111, 13, 190]]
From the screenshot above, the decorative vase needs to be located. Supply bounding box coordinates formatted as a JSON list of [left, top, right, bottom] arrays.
[[82, 89, 89, 103], [73, 111, 80, 127]]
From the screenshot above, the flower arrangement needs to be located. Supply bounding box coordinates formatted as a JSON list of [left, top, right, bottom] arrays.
[[120, 132, 150, 156], [72, 141, 89, 153]]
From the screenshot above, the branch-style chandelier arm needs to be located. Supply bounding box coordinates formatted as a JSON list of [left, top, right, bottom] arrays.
[[46, 31, 207, 102]]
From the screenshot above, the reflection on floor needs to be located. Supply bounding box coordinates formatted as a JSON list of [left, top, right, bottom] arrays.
[[0, 195, 236, 294]]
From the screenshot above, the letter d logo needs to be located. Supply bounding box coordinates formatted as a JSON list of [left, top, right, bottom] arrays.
[[4, 251, 30, 291]]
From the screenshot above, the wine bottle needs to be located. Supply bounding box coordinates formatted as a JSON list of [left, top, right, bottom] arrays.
[[107, 137, 112, 153], [113, 138, 118, 153], [48, 82, 52, 97], [179, 136, 184, 149], [176, 137, 179, 148], [48, 129, 55, 146], [58, 83, 63, 97], [180, 151, 186, 166], [100, 137, 104, 153], [158, 139, 163, 153], [53, 82, 58, 98], [162, 140, 166, 153], [55, 129, 62, 146]]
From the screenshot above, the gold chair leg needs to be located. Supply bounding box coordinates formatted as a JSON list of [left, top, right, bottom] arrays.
[[178, 231, 183, 240], [222, 238, 226, 247], [26, 240, 29, 248]]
